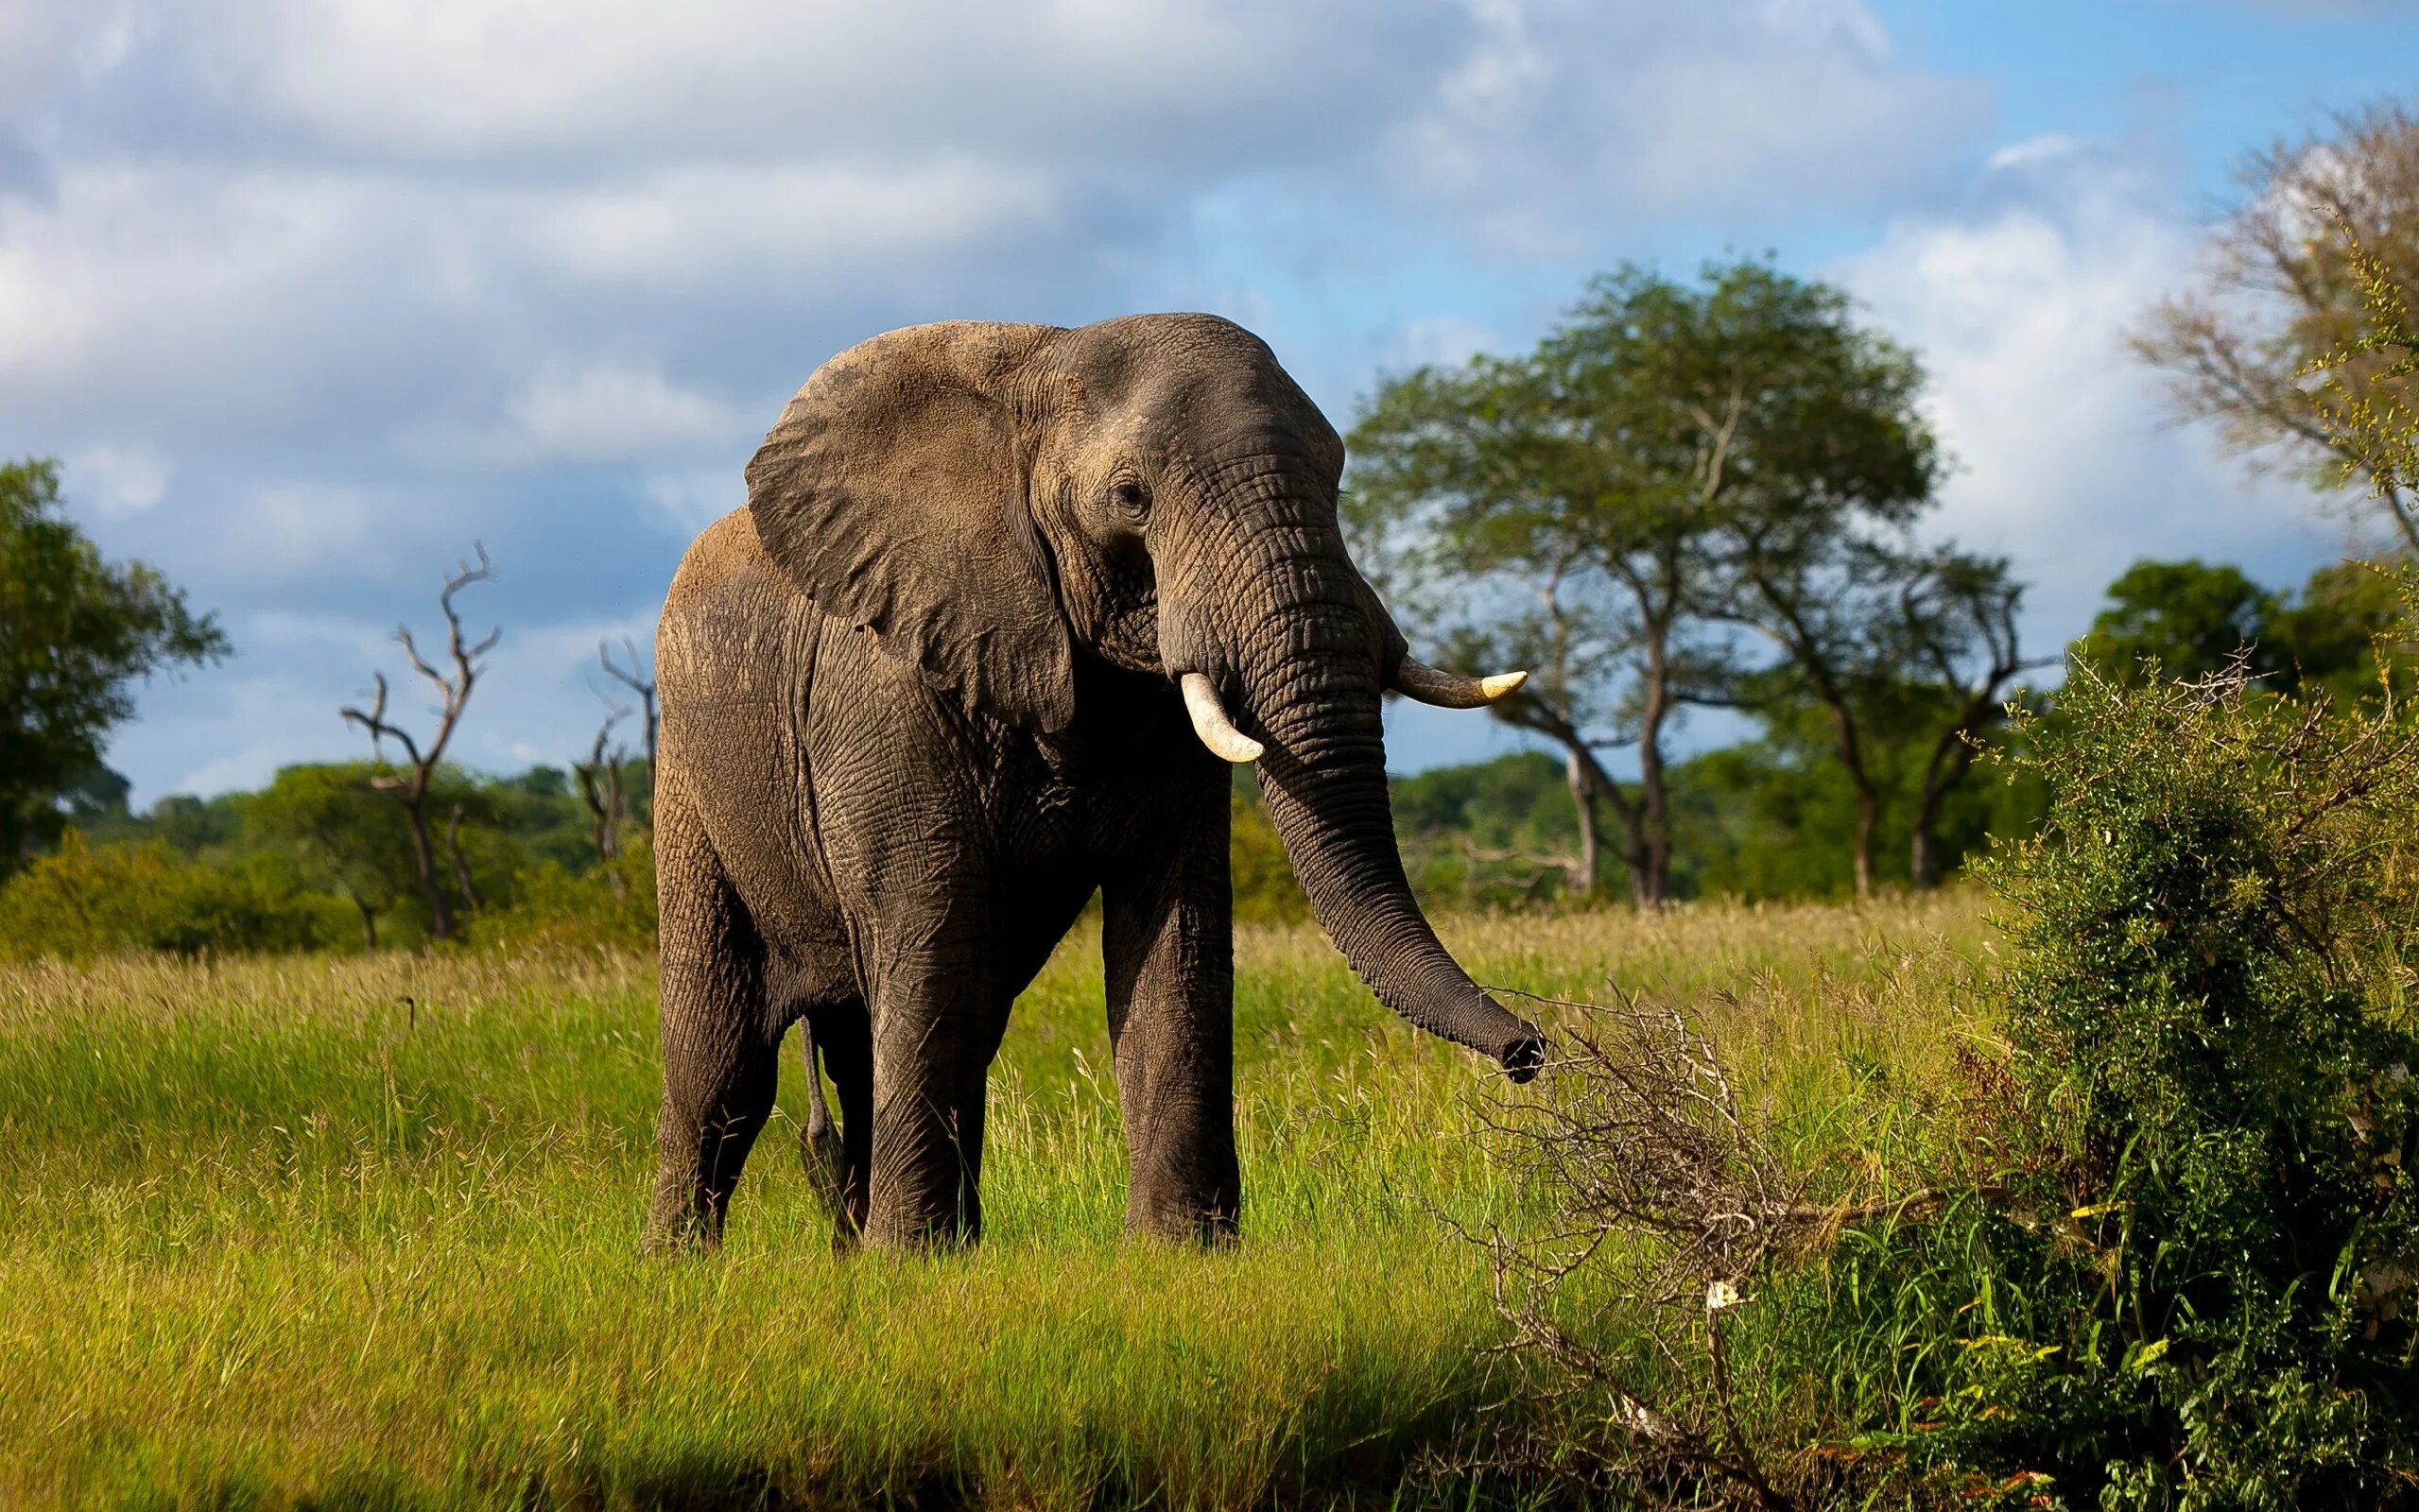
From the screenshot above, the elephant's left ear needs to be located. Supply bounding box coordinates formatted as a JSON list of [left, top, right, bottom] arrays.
[[746, 321, 1075, 734]]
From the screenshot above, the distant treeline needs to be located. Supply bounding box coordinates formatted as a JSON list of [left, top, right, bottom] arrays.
[[3, 542, 2393, 959]]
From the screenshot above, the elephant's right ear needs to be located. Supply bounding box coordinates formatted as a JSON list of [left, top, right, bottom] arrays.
[[746, 321, 1076, 733]]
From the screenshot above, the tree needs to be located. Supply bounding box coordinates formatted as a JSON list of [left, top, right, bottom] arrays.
[[0, 458, 228, 872], [1892, 551, 2042, 888], [1656, 271, 1945, 898], [1353, 262, 1957, 902], [597, 637, 658, 829], [572, 710, 631, 895], [246, 763, 421, 949], [2076, 558, 2280, 685], [2073, 555, 2402, 708], [2134, 97, 2419, 558], [339, 547, 496, 942]]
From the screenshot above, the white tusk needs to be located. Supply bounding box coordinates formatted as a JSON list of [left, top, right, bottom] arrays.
[[1180, 672, 1264, 764], [1392, 658, 1529, 709]]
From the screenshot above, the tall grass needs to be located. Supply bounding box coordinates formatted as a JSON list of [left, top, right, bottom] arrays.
[[0, 894, 1988, 1509]]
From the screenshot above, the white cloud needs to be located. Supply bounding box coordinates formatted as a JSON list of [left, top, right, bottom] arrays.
[[513, 159, 1058, 288], [1828, 141, 2338, 657], [1392, 0, 1984, 249], [68, 444, 169, 514], [458, 363, 755, 467]]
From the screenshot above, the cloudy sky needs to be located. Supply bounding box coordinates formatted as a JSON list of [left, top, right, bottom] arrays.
[[6, 0, 2417, 802]]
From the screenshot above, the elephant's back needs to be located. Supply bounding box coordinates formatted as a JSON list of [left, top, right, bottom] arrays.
[[658, 509, 807, 702]]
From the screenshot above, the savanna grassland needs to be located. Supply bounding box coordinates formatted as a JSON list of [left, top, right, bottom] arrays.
[[0, 896, 1993, 1510]]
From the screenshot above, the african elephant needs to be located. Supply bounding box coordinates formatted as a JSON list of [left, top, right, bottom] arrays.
[[644, 314, 1545, 1252]]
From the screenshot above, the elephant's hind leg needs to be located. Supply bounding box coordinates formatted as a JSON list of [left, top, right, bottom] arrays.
[[645, 784, 779, 1252]]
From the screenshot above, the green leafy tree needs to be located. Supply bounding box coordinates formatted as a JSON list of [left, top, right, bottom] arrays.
[[0, 458, 228, 872], [1353, 263, 1997, 901], [2076, 555, 2404, 709], [2077, 558, 2280, 684], [245, 763, 423, 950]]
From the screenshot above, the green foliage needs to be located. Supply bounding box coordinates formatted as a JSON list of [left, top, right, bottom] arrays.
[[2082, 558, 2280, 684], [483, 834, 661, 949], [245, 763, 430, 949], [2078, 555, 2402, 702], [0, 458, 229, 872], [1815, 571, 2419, 1507], [0, 833, 351, 959], [1393, 753, 1587, 910], [1230, 775, 1310, 923]]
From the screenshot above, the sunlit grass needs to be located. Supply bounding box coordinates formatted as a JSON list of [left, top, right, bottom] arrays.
[[0, 893, 1990, 1508]]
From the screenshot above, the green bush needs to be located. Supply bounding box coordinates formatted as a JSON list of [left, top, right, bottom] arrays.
[[1818, 572, 2419, 1508], [480, 834, 659, 950], [0, 832, 352, 959]]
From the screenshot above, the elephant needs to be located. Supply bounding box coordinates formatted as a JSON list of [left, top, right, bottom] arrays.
[[644, 313, 1545, 1253]]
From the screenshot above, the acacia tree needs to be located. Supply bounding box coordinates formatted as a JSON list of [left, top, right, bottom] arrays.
[[0, 458, 227, 871], [2134, 96, 2419, 558], [339, 547, 495, 942], [1352, 263, 1948, 903]]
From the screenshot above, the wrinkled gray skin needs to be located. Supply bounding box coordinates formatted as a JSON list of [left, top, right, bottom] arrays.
[[644, 315, 1546, 1252]]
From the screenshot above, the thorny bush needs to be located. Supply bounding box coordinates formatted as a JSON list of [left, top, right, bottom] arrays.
[[1476, 576, 2419, 1509]]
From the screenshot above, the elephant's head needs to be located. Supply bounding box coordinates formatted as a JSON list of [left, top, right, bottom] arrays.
[[745, 315, 1546, 1082]]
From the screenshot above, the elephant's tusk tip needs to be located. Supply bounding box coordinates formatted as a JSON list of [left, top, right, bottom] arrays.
[[1393, 657, 1529, 710]]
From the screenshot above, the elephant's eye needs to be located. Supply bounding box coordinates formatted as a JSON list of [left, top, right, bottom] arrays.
[[1109, 479, 1149, 522]]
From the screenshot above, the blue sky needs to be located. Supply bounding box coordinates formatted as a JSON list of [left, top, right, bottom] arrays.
[[4, 0, 2415, 802]]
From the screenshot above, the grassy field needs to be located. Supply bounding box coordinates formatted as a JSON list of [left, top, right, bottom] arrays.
[[0, 895, 1994, 1510]]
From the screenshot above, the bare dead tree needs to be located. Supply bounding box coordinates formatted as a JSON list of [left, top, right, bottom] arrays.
[[598, 636, 657, 829], [339, 545, 497, 942], [2134, 98, 2419, 558], [573, 709, 630, 898]]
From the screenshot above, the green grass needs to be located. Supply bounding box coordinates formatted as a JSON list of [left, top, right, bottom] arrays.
[[0, 895, 1992, 1509]]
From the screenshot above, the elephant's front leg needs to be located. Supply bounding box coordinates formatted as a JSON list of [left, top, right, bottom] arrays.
[[1103, 800, 1240, 1243], [862, 937, 1008, 1248]]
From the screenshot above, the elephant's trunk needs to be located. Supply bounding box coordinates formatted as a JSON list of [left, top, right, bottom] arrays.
[[1182, 472, 1545, 1081]]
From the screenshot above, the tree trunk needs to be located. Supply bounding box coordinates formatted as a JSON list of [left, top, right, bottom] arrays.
[[1850, 780, 1878, 899], [403, 800, 452, 940], [1633, 624, 1674, 907], [2384, 481, 2419, 560], [1909, 719, 1984, 890], [354, 897, 378, 952], [1564, 747, 1601, 898]]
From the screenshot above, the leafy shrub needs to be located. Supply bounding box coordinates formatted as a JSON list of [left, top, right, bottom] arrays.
[[1231, 786, 1311, 924], [479, 833, 659, 949], [0, 832, 351, 959], [1815, 577, 2419, 1508]]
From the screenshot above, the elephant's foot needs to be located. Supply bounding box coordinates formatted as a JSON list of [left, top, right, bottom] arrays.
[[1125, 1198, 1240, 1247], [643, 1174, 729, 1255]]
